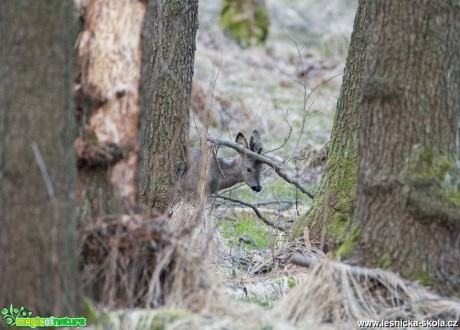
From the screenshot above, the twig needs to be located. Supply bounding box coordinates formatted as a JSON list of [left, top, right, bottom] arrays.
[[215, 194, 286, 232], [219, 182, 246, 195], [208, 136, 316, 199], [263, 107, 293, 155], [212, 145, 226, 178]]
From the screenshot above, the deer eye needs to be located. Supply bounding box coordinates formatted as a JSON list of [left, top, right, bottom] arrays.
[[247, 168, 252, 172]]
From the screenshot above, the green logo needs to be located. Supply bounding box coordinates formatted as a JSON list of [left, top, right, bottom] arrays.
[[1, 304, 86, 328], [1, 304, 32, 326]]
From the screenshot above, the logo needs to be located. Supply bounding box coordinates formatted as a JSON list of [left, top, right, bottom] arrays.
[[1, 304, 86, 328]]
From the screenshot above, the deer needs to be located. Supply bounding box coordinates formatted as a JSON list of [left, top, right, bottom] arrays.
[[185, 130, 264, 195]]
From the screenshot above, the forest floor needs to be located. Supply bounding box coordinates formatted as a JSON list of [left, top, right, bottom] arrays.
[[193, 0, 356, 158]]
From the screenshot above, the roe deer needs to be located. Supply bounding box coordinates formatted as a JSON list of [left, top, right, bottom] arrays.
[[186, 130, 264, 195]]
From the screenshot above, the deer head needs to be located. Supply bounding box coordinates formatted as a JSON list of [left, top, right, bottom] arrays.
[[235, 130, 263, 192]]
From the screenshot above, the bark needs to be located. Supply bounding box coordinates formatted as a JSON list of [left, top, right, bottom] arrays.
[[75, 0, 146, 219], [343, 0, 460, 296], [295, 0, 367, 251], [139, 0, 199, 215], [0, 1, 80, 316]]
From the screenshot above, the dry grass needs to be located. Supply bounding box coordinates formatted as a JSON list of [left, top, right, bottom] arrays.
[[79, 212, 218, 311], [80, 204, 460, 329], [274, 257, 460, 327]]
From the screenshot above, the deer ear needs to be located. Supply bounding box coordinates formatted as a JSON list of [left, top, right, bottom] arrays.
[[236, 132, 249, 149], [250, 130, 263, 154]]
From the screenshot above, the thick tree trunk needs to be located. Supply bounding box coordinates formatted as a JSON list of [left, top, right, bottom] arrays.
[[75, 0, 145, 220], [0, 1, 80, 316], [295, 0, 367, 251], [342, 1, 460, 296], [138, 0, 199, 215]]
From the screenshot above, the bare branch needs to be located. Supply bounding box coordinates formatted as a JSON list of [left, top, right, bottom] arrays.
[[208, 136, 316, 199], [290, 255, 389, 282], [215, 194, 287, 232], [263, 107, 293, 155], [289, 254, 316, 268], [289, 254, 380, 278], [252, 199, 296, 207]]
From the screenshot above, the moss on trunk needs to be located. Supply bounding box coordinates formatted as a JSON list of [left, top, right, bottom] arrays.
[[294, 0, 368, 251]]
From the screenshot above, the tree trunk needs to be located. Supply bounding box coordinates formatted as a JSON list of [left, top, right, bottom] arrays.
[[342, 0, 460, 296], [295, 0, 367, 251], [138, 0, 199, 215], [75, 0, 146, 220], [0, 1, 80, 316]]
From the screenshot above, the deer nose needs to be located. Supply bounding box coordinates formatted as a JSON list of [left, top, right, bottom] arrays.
[[252, 185, 262, 192]]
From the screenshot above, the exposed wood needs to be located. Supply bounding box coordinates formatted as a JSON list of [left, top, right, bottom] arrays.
[[76, 0, 145, 217]]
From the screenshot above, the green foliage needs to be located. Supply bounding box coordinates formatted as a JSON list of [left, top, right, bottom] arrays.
[[81, 297, 99, 325], [241, 296, 273, 309], [218, 215, 271, 249], [149, 309, 190, 330], [220, 0, 270, 47], [287, 276, 297, 289], [219, 178, 304, 250]]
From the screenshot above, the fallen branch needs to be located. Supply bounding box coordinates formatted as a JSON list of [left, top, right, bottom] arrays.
[[215, 194, 287, 232], [290, 254, 384, 279], [207, 136, 316, 199], [252, 199, 296, 207]]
